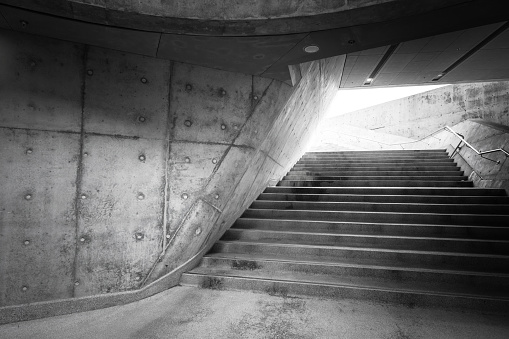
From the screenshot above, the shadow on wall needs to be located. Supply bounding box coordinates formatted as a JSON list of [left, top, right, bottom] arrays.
[[0, 27, 346, 314]]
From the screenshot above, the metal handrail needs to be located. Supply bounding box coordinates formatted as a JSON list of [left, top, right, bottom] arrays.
[[320, 124, 509, 163], [444, 126, 509, 161]]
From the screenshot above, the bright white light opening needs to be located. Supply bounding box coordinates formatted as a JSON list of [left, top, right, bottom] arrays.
[[325, 84, 449, 119]]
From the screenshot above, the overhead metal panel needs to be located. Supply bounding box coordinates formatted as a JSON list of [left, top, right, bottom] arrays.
[[341, 52, 386, 88], [443, 49, 509, 82], [0, 5, 160, 57], [374, 23, 504, 87]]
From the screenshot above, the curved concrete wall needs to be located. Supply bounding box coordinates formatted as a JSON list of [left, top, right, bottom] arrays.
[[0, 29, 344, 307]]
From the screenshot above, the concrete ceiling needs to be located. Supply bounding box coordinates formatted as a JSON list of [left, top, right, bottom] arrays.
[[0, 0, 508, 84]]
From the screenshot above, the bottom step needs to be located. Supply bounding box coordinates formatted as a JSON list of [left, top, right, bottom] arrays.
[[180, 273, 509, 313]]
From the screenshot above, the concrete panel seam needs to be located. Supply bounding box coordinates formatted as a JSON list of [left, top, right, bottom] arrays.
[[260, 150, 283, 168], [0, 126, 81, 136], [172, 139, 255, 150], [202, 198, 223, 214], [161, 61, 174, 252], [72, 45, 89, 297], [231, 77, 275, 148], [144, 61, 175, 285]]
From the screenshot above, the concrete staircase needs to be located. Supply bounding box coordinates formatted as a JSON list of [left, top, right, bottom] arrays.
[[181, 149, 509, 312]]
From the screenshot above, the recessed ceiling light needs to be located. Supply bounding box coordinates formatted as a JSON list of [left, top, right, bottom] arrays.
[[432, 73, 445, 81], [304, 45, 320, 53], [364, 78, 374, 85]]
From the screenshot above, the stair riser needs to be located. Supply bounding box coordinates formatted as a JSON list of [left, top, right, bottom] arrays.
[[222, 230, 509, 255], [298, 157, 453, 163], [286, 171, 464, 177], [198, 257, 509, 294], [283, 176, 468, 181], [249, 201, 509, 214], [263, 187, 506, 196], [305, 150, 447, 155], [180, 274, 509, 312], [301, 156, 450, 160], [277, 180, 473, 187], [234, 219, 509, 239], [299, 158, 452, 163], [294, 161, 455, 167], [257, 194, 509, 204], [292, 164, 460, 170], [211, 242, 509, 273], [242, 209, 509, 226], [290, 167, 461, 173]]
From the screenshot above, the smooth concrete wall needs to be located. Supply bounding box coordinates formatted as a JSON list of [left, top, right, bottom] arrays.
[[328, 82, 509, 139], [0, 28, 344, 307]]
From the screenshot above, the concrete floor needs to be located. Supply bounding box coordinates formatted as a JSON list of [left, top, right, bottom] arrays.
[[1, 286, 508, 339]]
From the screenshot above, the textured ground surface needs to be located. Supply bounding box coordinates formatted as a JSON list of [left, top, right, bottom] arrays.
[[1, 286, 508, 339]]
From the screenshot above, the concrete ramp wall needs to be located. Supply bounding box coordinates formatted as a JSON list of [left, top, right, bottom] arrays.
[[327, 81, 509, 139], [0, 28, 345, 310]]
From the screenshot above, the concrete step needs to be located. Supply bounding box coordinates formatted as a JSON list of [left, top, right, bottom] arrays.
[[289, 166, 461, 172], [299, 157, 452, 163], [299, 156, 452, 162], [256, 193, 509, 204], [242, 209, 509, 226], [299, 153, 450, 161], [249, 201, 509, 214], [222, 229, 509, 255], [293, 159, 455, 165], [292, 163, 460, 170], [188, 254, 509, 298], [283, 175, 468, 181], [180, 272, 509, 313], [233, 218, 509, 240], [277, 180, 473, 187], [286, 170, 464, 177], [306, 150, 447, 155], [183, 149, 509, 311], [210, 241, 509, 273], [263, 187, 507, 196]]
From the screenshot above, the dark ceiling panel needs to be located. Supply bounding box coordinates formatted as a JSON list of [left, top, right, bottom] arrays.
[[0, 11, 9, 28], [349, 46, 388, 56], [369, 23, 504, 87], [157, 33, 306, 76], [396, 38, 431, 54], [262, 0, 509, 80], [0, 5, 161, 57], [341, 49, 388, 88], [443, 49, 509, 83]]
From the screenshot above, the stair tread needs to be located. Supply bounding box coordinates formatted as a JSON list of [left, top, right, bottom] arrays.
[[183, 268, 509, 299], [201, 252, 509, 277], [215, 240, 509, 259], [246, 208, 509, 217], [226, 228, 509, 243]]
